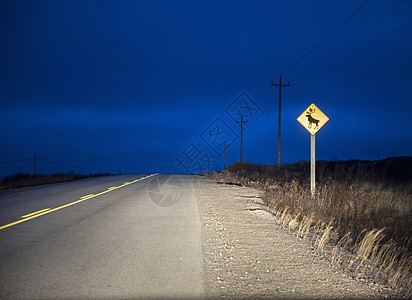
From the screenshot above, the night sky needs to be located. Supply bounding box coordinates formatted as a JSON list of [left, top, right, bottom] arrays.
[[1, 0, 412, 176]]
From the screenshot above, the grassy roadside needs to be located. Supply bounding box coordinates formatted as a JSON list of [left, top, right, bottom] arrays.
[[0, 172, 111, 190], [206, 157, 412, 297]]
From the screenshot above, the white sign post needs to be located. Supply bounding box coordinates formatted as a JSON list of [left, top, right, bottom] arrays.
[[297, 103, 329, 196]]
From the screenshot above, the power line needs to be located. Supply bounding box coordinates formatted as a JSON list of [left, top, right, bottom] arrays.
[[294, 0, 407, 81], [281, 0, 371, 75], [0, 156, 116, 173], [0, 159, 32, 164], [38, 158, 116, 172], [296, 18, 412, 92]]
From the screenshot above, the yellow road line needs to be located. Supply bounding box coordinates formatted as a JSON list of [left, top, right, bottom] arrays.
[[21, 208, 51, 219], [0, 173, 159, 231]]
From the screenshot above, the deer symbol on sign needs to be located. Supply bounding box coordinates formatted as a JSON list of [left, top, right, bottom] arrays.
[[306, 107, 320, 130]]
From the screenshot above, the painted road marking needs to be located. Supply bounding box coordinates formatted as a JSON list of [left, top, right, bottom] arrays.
[[21, 208, 51, 219], [0, 173, 159, 231]]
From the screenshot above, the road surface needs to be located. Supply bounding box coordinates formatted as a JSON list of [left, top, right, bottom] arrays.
[[0, 174, 398, 299], [0, 174, 203, 299]]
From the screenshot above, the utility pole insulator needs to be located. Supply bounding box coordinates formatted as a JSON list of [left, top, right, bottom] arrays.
[[271, 75, 290, 167]]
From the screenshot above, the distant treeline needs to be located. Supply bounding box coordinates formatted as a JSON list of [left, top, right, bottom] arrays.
[[225, 156, 412, 185], [0, 172, 111, 190]]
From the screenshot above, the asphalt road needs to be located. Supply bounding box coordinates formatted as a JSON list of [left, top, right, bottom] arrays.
[[0, 174, 203, 299]]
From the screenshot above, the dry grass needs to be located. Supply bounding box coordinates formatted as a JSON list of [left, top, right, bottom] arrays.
[[207, 159, 412, 296]]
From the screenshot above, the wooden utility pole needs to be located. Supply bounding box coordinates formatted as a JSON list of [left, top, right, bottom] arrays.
[[220, 141, 230, 169], [236, 115, 247, 163], [213, 162, 219, 172], [271, 75, 290, 167], [34, 153, 36, 176]]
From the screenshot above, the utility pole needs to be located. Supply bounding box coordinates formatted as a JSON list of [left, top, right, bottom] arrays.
[[236, 115, 247, 163], [34, 153, 36, 176], [212, 161, 219, 172], [271, 75, 290, 167], [220, 141, 230, 169]]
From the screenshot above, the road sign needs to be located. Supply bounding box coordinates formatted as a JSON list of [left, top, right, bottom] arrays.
[[297, 103, 329, 197], [297, 103, 329, 135]]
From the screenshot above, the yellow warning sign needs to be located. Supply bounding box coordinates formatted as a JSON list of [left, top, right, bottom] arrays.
[[297, 103, 329, 135]]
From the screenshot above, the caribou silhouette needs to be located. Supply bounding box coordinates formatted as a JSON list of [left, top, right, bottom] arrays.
[[306, 108, 320, 129]]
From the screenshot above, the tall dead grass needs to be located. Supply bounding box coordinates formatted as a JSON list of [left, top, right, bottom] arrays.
[[208, 159, 412, 296]]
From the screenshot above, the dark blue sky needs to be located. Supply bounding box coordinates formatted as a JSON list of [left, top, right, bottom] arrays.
[[1, 0, 412, 176]]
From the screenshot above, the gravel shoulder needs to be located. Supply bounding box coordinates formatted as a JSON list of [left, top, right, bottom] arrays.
[[192, 175, 398, 299]]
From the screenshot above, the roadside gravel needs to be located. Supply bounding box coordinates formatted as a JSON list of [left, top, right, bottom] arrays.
[[192, 175, 399, 299]]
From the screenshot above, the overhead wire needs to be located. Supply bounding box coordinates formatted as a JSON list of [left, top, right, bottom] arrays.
[[38, 158, 116, 172], [0, 159, 32, 164], [0, 157, 116, 173], [295, 18, 412, 92], [280, 0, 372, 76], [293, 0, 407, 82]]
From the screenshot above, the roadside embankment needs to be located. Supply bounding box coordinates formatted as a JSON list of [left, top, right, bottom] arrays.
[[193, 175, 398, 299]]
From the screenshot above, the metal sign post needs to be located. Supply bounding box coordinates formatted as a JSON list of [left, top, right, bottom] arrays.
[[311, 134, 315, 196], [297, 103, 329, 197]]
